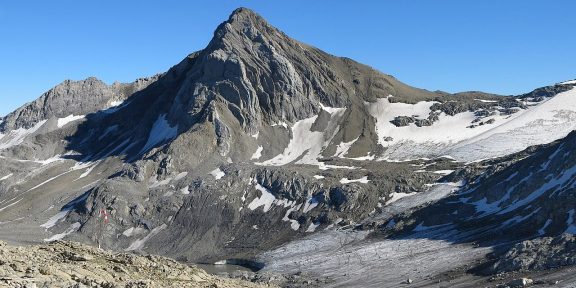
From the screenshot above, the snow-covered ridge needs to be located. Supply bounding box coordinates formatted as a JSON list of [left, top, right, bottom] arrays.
[[366, 88, 576, 162]]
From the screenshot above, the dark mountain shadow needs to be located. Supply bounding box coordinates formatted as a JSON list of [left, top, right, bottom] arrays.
[[381, 132, 576, 252], [62, 54, 203, 164]]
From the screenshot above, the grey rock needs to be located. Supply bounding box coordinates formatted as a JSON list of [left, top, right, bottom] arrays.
[[505, 278, 533, 287]]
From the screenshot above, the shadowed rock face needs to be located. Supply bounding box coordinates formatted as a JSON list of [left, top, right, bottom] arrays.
[[1, 7, 576, 285], [386, 130, 576, 245]]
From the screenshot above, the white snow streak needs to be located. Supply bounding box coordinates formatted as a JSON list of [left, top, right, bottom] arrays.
[[44, 222, 81, 242], [339, 176, 369, 184], [560, 80, 576, 85], [57, 114, 85, 128], [0, 120, 47, 150], [251, 146, 264, 160], [334, 137, 358, 157], [125, 224, 167, 251], [0, 173, 13, 181], [139, 114, 178, 154]]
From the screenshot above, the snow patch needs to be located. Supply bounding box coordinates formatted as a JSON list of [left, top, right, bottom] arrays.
[[125, 224, 167, 251], [44, 222, 81, 242], [251, 146, 264, 160], [339, 176, 369, 184], [302, 196, 320, 213], [40, 192, 90, 229], [433, 170, 454, 175], [271, 122, 289, 129], [98, 125, 119, 140], [318, 163, 358, 170], [305, 222, 320, 233], [566, 210, 576, 234], [0, 120, 47, 150], [560, 80, 576, 85], [248, 184, 276, 212], [386, 192, 417, 204], [180, 186, 190, 195], [475, 99, 498, 103], [334, 137, 359, 157], [110, 100, 123, 107], [57, 114, 85, 128], [0, 173, 13, 181], [40, 210, 70, 229], [282, 204, 302, 231], [210, 168, 225, 180], [76, 164, 96, 180], [174, 172, 188, 181], [139, 114, 178, 154], [122, 227, 146, 237]]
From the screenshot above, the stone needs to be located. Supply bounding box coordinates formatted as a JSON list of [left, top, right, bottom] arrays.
[[506, 278, 533, 287]]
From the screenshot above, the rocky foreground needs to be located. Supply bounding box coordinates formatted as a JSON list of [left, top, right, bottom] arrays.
[[0, 241, 273, 288]]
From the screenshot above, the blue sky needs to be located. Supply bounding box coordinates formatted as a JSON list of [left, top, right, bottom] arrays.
[[1, 0, 575, 116]]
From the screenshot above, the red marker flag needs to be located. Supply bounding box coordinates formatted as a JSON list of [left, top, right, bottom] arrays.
[[99, 209, 109, 224]]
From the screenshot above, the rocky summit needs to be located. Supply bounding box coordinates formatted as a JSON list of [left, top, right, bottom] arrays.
[[1, 7, 576, 288]]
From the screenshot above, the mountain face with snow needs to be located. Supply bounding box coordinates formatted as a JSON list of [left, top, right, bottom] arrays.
[[1, 7, 576, 287]]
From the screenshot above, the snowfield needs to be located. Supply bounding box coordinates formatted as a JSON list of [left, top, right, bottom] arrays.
[[366, 88, 576, 162], [260, 228, 491, 287]]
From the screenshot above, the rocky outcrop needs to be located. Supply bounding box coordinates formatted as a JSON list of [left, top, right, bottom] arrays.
[[0, 240, 272, 288], [489, 234, 576, 273]]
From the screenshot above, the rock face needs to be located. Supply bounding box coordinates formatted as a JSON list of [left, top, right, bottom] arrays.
[[0, 240, 272, 288], [490, 234, 576, 273]]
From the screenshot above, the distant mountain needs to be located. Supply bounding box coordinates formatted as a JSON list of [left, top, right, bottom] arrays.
[[0, 7, 575, 287]]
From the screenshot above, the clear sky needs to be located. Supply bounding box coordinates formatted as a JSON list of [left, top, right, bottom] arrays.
[[1, 0, 575, 116]]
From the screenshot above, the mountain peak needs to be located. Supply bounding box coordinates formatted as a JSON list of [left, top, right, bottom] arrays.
[[226, 7, 267, 26], [228, 7, 260, 21], [210, 7, 276, 44]]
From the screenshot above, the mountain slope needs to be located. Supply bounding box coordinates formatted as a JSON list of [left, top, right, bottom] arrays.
[[0, 7, 575, 287], [389, 129, 576, 242]]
